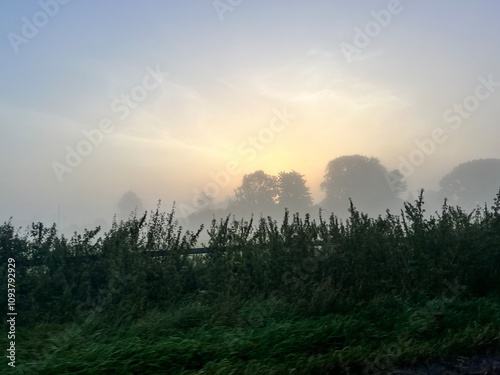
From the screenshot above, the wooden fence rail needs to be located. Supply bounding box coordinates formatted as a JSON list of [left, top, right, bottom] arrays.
[[23, 241, 328, 267], [23, 247, 218, 267]]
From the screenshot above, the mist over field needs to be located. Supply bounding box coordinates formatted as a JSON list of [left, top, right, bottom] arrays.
[[3, 2, 500, 373], [1, 0, 500, 237]]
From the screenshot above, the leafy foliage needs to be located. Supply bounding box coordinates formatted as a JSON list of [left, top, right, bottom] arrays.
[[320, 154, 406, 216], [233, 170, 279, 208], [439, 158, 500, 210], [277, 170, 313, 213], [2, 190, 500, 327]]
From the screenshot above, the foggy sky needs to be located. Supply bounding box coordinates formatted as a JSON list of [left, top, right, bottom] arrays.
[[1, 0, 500, 233]]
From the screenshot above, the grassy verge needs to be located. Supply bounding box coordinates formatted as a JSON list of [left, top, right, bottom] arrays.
[[7, 295, 500, 374]]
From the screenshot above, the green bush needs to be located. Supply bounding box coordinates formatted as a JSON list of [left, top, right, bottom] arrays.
[[1, 190, 500, 329]]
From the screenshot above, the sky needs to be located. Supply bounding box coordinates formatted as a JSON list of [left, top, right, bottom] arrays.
[[1, 0, 500, 233]]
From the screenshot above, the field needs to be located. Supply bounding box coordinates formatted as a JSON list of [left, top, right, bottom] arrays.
[[1, 190, 500, 374]]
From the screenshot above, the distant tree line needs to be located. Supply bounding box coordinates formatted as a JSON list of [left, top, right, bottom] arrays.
[[184, 155, 500, 225]]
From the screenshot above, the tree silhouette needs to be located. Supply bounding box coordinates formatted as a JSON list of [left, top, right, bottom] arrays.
[[117, 191, 144, 219], [320, 155, 406, 216], [277, 170, 313, 213], [439, 158, 500, 210], [233, 170, 278, 213]]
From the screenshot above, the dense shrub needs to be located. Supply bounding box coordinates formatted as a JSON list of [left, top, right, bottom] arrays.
[[1, 190, 500, 328]]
